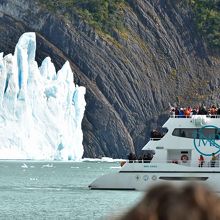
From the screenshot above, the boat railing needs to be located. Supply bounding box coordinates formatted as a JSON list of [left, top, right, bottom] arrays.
[[167, 160, 220, 168], [124, 159, 220, 168], [150, 138, 161, 141], [170, 114, 220, 119]]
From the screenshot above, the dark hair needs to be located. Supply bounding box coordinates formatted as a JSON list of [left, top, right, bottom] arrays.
[[116, 183, 220, 220]]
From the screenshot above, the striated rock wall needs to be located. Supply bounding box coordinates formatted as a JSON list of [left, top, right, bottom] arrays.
[[0, 0, 219, 158]]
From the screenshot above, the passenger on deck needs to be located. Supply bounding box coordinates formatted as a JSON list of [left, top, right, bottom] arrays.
[[128, 153, 133, 163], [128, 152, 137, 163], [170, 107, 175, 117], [138, 155, 143, 163], [210, 105, 217, 118], [150, 129, 162, 140], [179, 108, 185, 118], [211, 153, 217, 167], [198, 105, 208, 115], [192, 107, 198, 115], [143, 153, 153, 163], [175, 107, 179, 117], [198, 155, 204, 167], [184, 106, 191, 118], [150, 130, 156, 138]]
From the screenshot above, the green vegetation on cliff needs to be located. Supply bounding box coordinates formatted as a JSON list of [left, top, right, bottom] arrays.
[[189, 0, 220, 51], [39, 0, 125, 34], [39, 0, 219, 52]]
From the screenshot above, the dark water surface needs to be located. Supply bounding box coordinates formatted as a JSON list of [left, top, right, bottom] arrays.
[[0, 161, 142, 220]]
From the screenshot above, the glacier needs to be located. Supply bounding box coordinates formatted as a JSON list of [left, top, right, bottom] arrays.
[[0, 32, 86, 160]]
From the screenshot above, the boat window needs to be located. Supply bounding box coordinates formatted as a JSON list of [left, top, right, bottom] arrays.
[[172, 128, 197, 138], [202, 128, 217, 139], [159, 177, 208, 181], [172, 128, 219, 139], [156, 146, 164, 149], [162, 127, 168, 134], [181, 151, 188, 154]]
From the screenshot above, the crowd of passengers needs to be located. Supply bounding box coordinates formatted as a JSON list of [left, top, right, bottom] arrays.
[[170, 104, 220, 117], [127, 152, 154, 163]]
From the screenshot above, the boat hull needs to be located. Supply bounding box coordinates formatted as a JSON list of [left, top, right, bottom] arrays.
[[89, 163, 220, 191]]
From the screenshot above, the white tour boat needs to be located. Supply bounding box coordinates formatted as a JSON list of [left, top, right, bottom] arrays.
[[89, 114, 220, 191]]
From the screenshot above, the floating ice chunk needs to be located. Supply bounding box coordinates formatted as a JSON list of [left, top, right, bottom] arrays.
[[81, 157, 125, 162], [41, 164, 53, 168], [110, 166, 121, 169], [21, 163, 28, 168]]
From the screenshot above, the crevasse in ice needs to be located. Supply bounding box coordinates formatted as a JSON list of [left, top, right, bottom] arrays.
[[0, 32, 86, 160]]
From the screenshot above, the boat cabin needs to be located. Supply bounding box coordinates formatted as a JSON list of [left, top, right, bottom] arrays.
[[143, 115, 220, 167]]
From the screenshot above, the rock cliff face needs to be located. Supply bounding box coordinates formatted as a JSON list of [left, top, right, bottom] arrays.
[[0, 0, 219, 158]]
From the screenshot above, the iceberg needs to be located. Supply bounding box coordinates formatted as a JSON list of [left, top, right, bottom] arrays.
[[0, 32, 86, 160]]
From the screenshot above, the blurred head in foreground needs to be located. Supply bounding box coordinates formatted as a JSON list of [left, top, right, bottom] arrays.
[[117, 183, 220, 220]]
